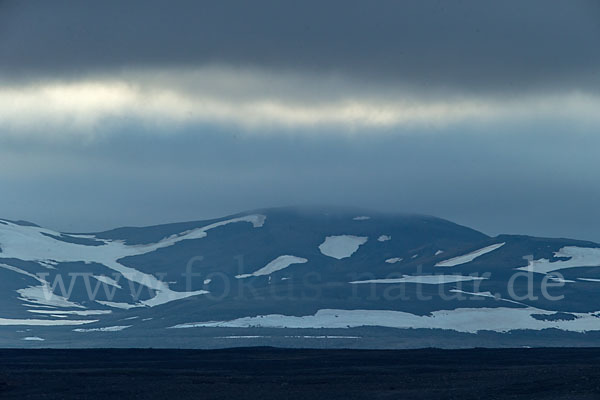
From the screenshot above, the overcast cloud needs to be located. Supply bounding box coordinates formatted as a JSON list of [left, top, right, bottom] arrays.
[[0, 0, 599, 241]]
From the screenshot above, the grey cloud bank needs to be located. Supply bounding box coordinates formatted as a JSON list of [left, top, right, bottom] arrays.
[[1, 0, 599, 94]]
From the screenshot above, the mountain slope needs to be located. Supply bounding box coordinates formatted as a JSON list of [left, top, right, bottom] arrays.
[[1, 207, 599, 348]]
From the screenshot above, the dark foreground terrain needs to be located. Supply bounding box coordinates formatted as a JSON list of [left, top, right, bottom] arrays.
[[1, 347, 599, 399]]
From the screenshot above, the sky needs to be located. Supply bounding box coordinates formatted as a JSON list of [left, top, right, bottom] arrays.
[[1, 0, 599, 241]]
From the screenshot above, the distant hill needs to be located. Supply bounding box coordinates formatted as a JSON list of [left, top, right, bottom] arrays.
[[1, 206, 599, 348]]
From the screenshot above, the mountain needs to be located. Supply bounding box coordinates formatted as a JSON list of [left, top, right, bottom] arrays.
[[1, 206, 600, 348]]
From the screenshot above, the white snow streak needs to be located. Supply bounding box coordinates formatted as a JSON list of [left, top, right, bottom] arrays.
[[73, 325, 132, 332], [579, 278, 600, 283], [170, 308, 600, 333], [0, 318, 97, 326], [385, 257, 403, 264], [435, 243, 505, 267], [236, 255, 308, 278], [93, 275, 122, 289], [27, 309, 112, 316], [95, 300, 139, 310], [350, 275, 487, 285]]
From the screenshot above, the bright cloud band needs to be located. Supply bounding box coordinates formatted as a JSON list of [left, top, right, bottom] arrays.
[[1, 67, 599, 138]]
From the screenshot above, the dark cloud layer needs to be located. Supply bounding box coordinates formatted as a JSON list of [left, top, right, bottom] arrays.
[[1, 0, 599, 93]]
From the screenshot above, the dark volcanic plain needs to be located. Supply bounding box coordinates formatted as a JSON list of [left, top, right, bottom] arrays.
[[0, 347, 599, 399]]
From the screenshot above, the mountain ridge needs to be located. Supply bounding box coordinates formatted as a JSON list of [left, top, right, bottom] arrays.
[[1, 206, 599, 348]]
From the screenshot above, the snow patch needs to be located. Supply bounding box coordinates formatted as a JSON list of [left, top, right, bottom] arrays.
[[287, 335, 360, 339], [93, 275, 122, 289], [449, 289, 526, 306], [449, 289, 496, 299], [170, 307, 600, 333], [548, 275, 576, 284], [22, 336, 45, 341], [319, 235, 368, 259], [140, 289, 209, 308], [27, 309, 111, 316], [385, 257, 403, 264], [95, 300, 139, 310], [517, 247, 600, 274], [350, 275, 487, 285], [0, 263, 86, 308], [216, 335, 264, 339], [73, 325, 132, 332], [38, 261, 57, 270], [236, 255, 308, 278], [18, 285, 84, 309], [214, 335, 359, 339], [377, 235, 391, 242], [353, 216, 370, 221], [0, 318, 97, 326], [435, 243, 505, 267]]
